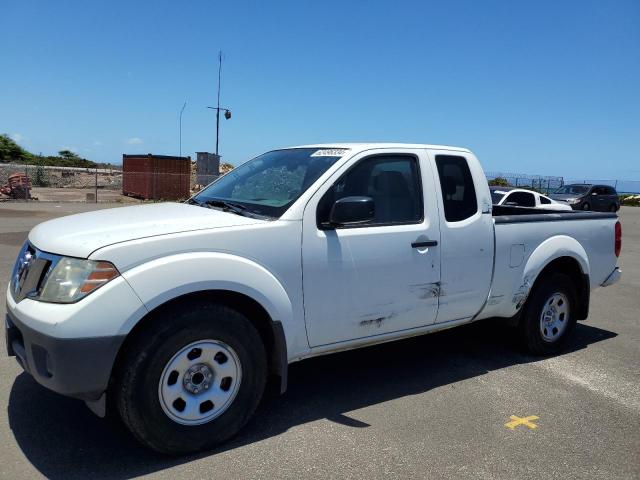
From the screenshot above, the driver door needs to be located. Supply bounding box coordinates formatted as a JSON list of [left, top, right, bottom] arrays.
[[301, 149, 441, 347]]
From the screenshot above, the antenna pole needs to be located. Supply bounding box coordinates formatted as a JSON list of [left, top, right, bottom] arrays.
[[179, 101, 187, 157], [216, 50, 222, 155]]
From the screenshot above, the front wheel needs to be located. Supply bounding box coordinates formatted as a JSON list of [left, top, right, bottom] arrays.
[[582, 202, 590, 211], [114, 302, 267, 454], [518, 273, 577, 355]]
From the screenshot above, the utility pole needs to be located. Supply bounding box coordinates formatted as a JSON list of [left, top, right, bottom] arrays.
[[207, 50, 232, 156], [216, 50, 222, 155], [179, 101, 187, 157]]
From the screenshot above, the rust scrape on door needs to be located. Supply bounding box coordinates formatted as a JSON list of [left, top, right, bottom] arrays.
[[488, 294, 504, 305], [410, 281, 442, 299], [359, 317, 386, 328], [512, 277, 531, 309], [359, 311, 398, 328]]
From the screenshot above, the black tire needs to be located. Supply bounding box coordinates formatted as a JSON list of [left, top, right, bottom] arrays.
[[518, 273, 577, 355], [582, 202, 590, 211], [610, 204, 617, 212], [114, 301, 267, 454]]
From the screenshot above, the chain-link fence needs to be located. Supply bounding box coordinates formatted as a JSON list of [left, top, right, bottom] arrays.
[[0, 164, 124, 202], [486, 172, 640, 195], [485, 171, 564, 194], [0, 164, 220, 202]]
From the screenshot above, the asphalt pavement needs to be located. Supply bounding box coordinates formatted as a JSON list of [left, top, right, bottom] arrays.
[[0, 202, 638, 479]]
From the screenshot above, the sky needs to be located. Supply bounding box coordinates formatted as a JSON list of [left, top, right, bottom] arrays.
[[1, 0, 639, 180]]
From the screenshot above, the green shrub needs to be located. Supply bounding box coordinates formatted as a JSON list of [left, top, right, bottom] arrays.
[[488, 176, 509, 187]]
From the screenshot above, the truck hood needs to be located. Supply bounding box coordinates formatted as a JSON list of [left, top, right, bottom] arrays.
[[28, 203, 264, 258]]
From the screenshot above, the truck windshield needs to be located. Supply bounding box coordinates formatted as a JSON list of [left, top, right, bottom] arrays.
[[193, 148, 347, 218], [555, 185, 590, 195]]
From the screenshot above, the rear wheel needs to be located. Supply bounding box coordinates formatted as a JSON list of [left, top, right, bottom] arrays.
[[519, 273, 577, 355], [610, 204, 617, 212], [115, 302, 267, 454]]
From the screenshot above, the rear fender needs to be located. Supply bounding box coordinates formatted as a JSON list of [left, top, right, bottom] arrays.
[[514, 235, 589, 311]]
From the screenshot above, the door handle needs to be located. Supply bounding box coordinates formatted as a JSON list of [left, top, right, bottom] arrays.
[[411, 240, 438, 248]]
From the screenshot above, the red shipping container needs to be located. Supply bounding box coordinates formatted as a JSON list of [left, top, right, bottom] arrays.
[[122, 154, 191, 200]]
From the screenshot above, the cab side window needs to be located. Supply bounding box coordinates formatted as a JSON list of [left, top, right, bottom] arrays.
[[540, 195, 552, 205], [317, 155, 423, 227], [435, 155, 478, 222]]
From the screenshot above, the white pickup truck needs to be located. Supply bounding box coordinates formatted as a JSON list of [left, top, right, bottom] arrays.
[[6, 143, 622, 454]]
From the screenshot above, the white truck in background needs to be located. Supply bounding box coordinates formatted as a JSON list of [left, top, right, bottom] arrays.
[[6, 143, 621, 454]]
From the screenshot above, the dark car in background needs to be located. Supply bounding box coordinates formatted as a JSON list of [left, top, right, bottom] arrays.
[[550, 184, 620, 212]]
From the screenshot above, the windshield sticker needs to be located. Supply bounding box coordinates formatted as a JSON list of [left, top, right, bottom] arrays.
[[311, 149, 349, 157]]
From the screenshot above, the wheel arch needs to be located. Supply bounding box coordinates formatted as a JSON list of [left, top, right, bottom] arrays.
[[114, 251, 297, 388], [533, 257, 590, 320], [109, 289, 289, 405], [519, 236, 590, 320]]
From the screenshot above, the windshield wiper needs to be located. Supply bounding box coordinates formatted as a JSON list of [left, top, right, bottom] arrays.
[[201, 199, 253, 217], [191, 197, 272, 220]]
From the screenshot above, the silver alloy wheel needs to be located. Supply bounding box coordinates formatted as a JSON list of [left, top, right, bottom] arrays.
[[539, 292, 570, 342], [158, 339, 242, 425]]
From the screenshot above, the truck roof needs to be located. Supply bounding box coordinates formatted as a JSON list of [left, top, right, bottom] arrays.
[[288, 143, 471, 154]]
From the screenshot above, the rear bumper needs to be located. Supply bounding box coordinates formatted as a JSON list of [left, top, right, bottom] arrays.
[[601, 267, 622, 287], [6, 309, 125, 401]]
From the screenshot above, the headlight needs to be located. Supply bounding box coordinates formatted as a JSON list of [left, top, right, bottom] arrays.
[[39, 257, 119, 303]]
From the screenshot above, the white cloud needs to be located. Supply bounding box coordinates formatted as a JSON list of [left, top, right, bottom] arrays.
[[126, 137, 143, 145], [11, 133, 23, 142], [93, 141, 103, 146]]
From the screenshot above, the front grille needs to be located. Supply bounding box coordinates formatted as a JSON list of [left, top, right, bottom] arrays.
[[10, 242, 59, 303]]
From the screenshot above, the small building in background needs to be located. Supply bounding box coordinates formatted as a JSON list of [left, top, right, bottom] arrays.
[[196, 152, 220, 187], [122, 154, 191, 200]]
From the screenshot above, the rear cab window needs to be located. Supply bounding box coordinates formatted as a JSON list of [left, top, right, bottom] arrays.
[[435, 155, 478, 222]]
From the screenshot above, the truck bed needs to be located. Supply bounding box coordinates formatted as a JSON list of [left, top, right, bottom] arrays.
[[492, 204, 618, 222], [476, 205, 619, 321]]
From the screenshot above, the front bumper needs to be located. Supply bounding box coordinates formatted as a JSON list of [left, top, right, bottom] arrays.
[[5, 270, 147, 402], [6, 309, 125, 401], [601, 267, 622, 287]]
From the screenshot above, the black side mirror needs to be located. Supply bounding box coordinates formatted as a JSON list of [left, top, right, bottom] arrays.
[[327, 196, 375, 228]]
